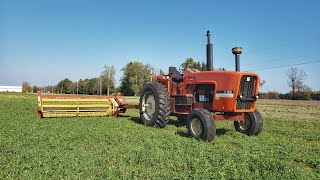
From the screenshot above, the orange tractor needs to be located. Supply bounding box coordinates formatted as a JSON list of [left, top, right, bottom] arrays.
[[139, 31, 263, 141]]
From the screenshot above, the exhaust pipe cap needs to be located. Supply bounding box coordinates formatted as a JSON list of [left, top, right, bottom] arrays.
[[232, 47, 243, 55]]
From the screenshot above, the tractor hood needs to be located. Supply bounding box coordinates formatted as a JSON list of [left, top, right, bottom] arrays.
[[182, 68, 260, 112]]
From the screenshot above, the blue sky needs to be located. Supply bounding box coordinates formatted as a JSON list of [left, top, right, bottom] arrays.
[[1, 0, 319, 93]]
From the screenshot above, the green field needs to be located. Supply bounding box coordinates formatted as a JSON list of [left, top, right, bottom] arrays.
[[0, 93, 319, 179]]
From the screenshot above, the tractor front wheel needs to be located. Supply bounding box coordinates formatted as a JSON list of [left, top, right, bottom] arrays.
[[186, 109, 216, 142], [234, 109, 263, 136], [139, 82, 171, 128]]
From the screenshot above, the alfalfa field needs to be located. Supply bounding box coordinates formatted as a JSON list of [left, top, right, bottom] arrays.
[[0, 93, 319, 178]]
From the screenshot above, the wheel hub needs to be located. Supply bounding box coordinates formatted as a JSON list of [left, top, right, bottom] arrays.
[[239, 114, 251, 130], [190, 118, 203, 136], [142, 91, 156, 120]]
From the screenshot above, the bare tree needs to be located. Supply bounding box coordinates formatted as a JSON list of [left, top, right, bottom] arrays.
[[101, 65, 116, 95], [287, 67, 307, 99], [259, 80, 266, 88]]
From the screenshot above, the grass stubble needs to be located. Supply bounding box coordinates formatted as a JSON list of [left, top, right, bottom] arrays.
[[0, 93, 319, 179]]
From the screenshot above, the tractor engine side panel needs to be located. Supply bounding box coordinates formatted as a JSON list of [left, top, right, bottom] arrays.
[[184, 70, 259, 113]]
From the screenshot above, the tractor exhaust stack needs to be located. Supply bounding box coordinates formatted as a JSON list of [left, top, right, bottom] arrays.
[[206, 31, 213, 71], [232, 47, 243, 72]]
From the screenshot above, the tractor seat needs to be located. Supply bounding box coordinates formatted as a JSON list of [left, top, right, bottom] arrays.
[[169, 67, 183, 83]]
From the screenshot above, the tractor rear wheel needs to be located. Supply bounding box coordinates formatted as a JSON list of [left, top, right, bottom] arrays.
[[139, 82, 171, 128], [234, 109, 263, 136], [186, 109, 216, 142]]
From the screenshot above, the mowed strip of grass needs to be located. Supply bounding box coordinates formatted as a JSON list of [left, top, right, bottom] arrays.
[[0, 93, 319, 179]]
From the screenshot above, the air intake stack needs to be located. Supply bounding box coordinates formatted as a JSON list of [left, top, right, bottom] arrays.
[[232, 47, 243, 72], [206, 31, 213, 71]]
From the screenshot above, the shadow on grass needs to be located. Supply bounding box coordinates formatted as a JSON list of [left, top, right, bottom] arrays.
[[130, 117, 141, 124], [129, 117, 185, 127], [176, 131, 189, 138], [168, 119, 185, 127], [129, 116, 230, 139], [117, 114, 132, 118], [216, 128, 229, 136], [176, 128, 230, 138]]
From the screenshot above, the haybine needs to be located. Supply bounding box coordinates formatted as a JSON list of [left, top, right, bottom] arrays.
[[36, 93, 128, 118]]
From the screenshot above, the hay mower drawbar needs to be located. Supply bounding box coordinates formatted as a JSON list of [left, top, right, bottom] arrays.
[[37, 31, 263, 142]]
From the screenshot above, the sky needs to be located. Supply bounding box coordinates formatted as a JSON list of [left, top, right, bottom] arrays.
[[1, 0, 320, 93]]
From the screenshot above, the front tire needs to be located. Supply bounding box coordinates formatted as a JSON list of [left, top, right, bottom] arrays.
[[186, 109, 216, 142], [139, 82, 171, 128], [234, 109, 263, 136]]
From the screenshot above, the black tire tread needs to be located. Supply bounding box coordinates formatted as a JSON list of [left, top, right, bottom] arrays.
[[139, 82, 171, 128], [234, 109, 263, 136], [187, 108, 216, 142], [252, 109, 263, 135]]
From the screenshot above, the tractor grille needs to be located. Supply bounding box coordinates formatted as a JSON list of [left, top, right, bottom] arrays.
[[236, 75, 256, 110]]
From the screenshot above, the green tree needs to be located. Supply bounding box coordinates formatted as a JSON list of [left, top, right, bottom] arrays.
[[180, 58, 207, 71], [87, 78, 98, 95], [57, 78, 73, 94], [201, 62, 207, 71], [120, 75, 133, 95], [181, 58, 196, 69], [32, 85, 38, 93], [120, 61, 152, 96], [195, 62, 201, 70], [71, 83, 77, 94], [22, 82, 32, 93], [78, 79, 89, 94]]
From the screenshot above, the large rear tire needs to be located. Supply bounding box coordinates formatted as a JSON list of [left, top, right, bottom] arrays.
[[234, 109, 263, 136], [186, 109, 216, 142], [139, 82, 171, 128]]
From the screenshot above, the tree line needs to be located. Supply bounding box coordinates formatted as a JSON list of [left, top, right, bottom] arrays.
[[259, 91, 320, 100], [22, 59, 319, 100], [23, 62, 154, 96], [259, 67, 319, 100], [22, 65, 115, 95], [23, 59, 202, 96]]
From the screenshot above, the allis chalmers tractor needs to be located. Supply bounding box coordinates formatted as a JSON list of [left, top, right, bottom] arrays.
[[139, 31, 263, 141]]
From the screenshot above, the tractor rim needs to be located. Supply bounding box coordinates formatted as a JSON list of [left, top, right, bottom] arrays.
[[142, 91, 156, 121], [239, 114, 251, 130], [190, 117, 203, 137]]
